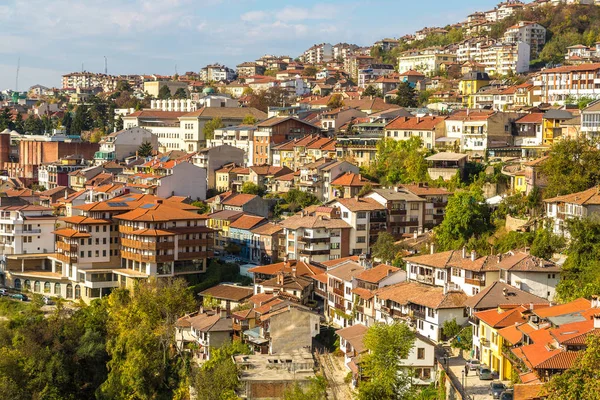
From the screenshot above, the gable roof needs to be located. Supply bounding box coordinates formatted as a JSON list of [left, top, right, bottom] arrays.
[[385, 116, 447, 131], [355, 264, 401, 284], [376, 281, 467, 310], [543, 187, 600, 206], [200, 284, 254, 302], [330, 172, 378, 187], [464, 281, 549, 310], [229, 215, 266, 230]]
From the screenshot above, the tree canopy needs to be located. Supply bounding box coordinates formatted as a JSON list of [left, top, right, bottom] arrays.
[[158, 85, 172, 100], [137, 141, 154, 157], [390, 82, 418, 108], [372, 232, 401, 264], [366, 136, 429, 185], [327, 94, 344, 109], [203, 117, 224, 140]]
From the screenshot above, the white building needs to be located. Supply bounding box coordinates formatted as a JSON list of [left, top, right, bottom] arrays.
[[397, 52, 457, 76], [503, 21, 547, 57], [209, 126, 256, 166], [0, 205, 57, 258], [543, 187, 600, 237], [301, 43, 333, 64], [200, 64, 236, 82], [94, 127, 158, 165]]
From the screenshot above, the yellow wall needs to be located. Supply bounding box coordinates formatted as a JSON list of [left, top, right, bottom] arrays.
[[480, 321, 513, 381], [460, 79, 489, 108], [514, 174, 527, 193]]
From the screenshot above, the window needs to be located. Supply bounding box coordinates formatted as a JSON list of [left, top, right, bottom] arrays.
[[357, 236, 366, 243], [357, 212, 366, 219], [331, 242, 340, 249], [418, 320, 424, 330], [357, 224, 366, 231], [417, 348, 425, 360], [342, 212, 348, 218], [410, 203, 420, 210], [452, 268, 461, 277]]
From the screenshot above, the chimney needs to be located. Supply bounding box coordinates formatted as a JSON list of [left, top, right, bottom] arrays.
[[594, 314, 600, 329], [443, 283, 448, 295], [462, 247, 466, 259], [471, 250, 476, 261], [430, 243, 435, 254], [64, 189, 68, 199], [503, 287, 508, 297], [592, 295, 600, 309], [291, 265, 297, 278], [417, 116, 421, 123], [497, 253, 502, 263], [277, 272, 284, 286], [539, 259, 544, 268]]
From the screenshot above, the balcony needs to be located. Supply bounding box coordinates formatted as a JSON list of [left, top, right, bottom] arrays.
[[56, 241, 77, 253], [465, 277, 486, 286], [178, 238, 212, 247], [334, 302, 345, 311], [298, 236, 329, 244], [389, 209, 407, 215], [433, 202, 447, 208], [314, 288, 327, 298], [121, 251, 174, 263], [56, 253, 77, 264], [411, 310, 426, 320], [415, 274, 434, 285], [370, 215, 387, 223], [178, 251, 213, 260], [121, 239, 175, 251], [15, 228, 42, 234], [299, 249, 330, 256], [480, 338, 491, 347], [333, 286, 344, 296]]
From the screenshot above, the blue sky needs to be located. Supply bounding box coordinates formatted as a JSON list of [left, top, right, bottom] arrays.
[[0, 0, 500, 90]]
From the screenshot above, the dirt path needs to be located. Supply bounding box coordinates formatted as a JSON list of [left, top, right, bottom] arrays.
[[317, 351, 355, 400]]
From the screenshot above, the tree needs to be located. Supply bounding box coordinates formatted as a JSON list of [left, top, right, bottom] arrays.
[[71, 105, 91, 135], [246, 87, 289, 112], [115, 115, 124, 131], [358, 322, 416, 400], [541, 138, 600, 199], [241, 181, 261, 195], [173, 88, 187, 99], [100, 279, 196, 399], [372, 232, 401, 264], [13, 113, 24, 133], [116, 80, 132, 92], [530, 227, 565, 259], [434, 187, 492, 251], [24, 115, 44, 135], [61, 111, 72, 134], [390, 82, 418, 108], [363, 85, 379, 97], [327, 94, 344, 109], [137, 141, 154, 157], [203, 117, 224, 140], [158, 85, 172, 100], [191, 200, 211, 214], [367, 136, 429, 185], [0, 108, 13, 131], [545, 334, 600, 399], [283, 376, 327, 400], [242, 114, 258, 125], [282, 189, 321, 213], [442, 319, 472, 351], [555, 216, 600, 302], [302, 66, 318, 77]]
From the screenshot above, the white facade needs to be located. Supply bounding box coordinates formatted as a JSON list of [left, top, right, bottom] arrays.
[[94, 127, 158, 164], [397, 53, 457, 76], [156, 162, 208, 200], [0, 206, 57, 258], [209, 126, 256, 166]]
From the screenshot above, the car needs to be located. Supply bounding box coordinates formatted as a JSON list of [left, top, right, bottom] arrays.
[[500, 389, 514, 400], [10, 293, 28, 301], [489, 381, 506, 399], [43, 296, 54, 305], [0, 289, 9, 296], [479, 368, 493, 380], [465, 359, 480, 371]]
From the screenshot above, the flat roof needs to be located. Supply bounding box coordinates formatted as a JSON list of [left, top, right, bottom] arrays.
[[426, 152, 468, 161]]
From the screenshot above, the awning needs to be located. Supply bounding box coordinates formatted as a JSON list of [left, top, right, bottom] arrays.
[[435, 137, 459, 142], [243, 327, 269, 345]]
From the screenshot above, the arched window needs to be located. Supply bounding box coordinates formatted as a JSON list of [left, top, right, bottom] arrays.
[[66, 284, 73, 299], [24, 280, 30, 291], [14, 279, 21, 290], [44, 282, 51, 293], [74, 285, 81, 300], [54, 283, 61, 295], [34, 281, 41, 292]]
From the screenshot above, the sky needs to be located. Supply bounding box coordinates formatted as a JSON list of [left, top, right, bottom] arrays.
[[0, 0, 501, 90]]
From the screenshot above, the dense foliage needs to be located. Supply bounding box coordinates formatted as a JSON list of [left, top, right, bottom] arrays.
[[367, 137, 429, 185]]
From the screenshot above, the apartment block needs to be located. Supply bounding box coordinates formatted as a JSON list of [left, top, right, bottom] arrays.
[[533, 63, 600, 105]]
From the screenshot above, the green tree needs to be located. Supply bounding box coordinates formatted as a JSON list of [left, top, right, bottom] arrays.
[[434, 187, 492, 251], [541, 138, 600, 198], [71, 105, 91, 135], [137, 141, 154, 157], [282, 189, 321, 213], [24, 115, 44, 135], [391, 82, 418, 108], [241, 181, 261, 195], [158, 85, 172, 100], [246, 87, 288, 112], [203, 117, 224, 140], [530, 227, 565, 259], [115, 115, 124, 131], [100, 279, 196, 399], [283, 376, 327, 400], [191, 200, 211, 214], [116, 80, 132, 92], [173, 88, 188, 99], [545, 334, 600, 399], [363, 85, 379, 97], [0, 107, 13, 131], [368, 136, 429, 185], [556, 216, 600, 301], [302, 66, 318, 77], [372, 232, 401, 264], [358, 322, 416, 400], [13, 112, 24, 133], [242, 114, 258, 125], [327, 94, 344, 109], [61, 111, 72, 134]]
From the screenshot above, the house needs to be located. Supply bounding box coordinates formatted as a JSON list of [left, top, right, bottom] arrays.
[[254, 271, 314, 305], [329, 197, 387, 256], [94, 127, 158, 165], [384, 116, 448, 150], [229, 214, 268, 262], [199, 284, 254, 312], [192, 145, 245, 190], [175, 309, 233, 361], [207, 209, 244, 253], [496, 251, 561, 300], [544, 186, 600, 237], [399, 184, 452, 229], [330, 173, 379, 199], [209, 125, 257, 166], [0, 205, 57, 259], [365, 188, 427, 239], [426, 152, 468, 182], [207, 191, 269, 218], [279, 207, 352, 263], [248, 259, 324, 288], [251, 222, 283, 264], [253, 117, 320, 165], [532, 63, 600, 105], [375, 281, 469, 342], [459, 72, 491, 108]]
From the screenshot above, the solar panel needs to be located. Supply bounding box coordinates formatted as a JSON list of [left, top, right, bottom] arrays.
[[108, 202, 127, 207], [140, 203, 155, 209], [123, 197, 137, 201]]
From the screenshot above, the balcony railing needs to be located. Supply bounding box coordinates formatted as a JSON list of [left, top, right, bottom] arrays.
[[389, 209, 407, 215], [333, 287, 344, 296], [416, 274, 434, 284], [299, 249, 330, 256], [465, 277, 486, 286], [178, 251, 213, 259], [298, 236, 330, 244], [480, 338, 490, 347]]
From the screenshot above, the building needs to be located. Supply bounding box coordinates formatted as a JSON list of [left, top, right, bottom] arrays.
[[399, 184, 452, 229], [228, 214, 268, 262], [533, 63, 600, 105], [0, 205, 57, 259], [503, 21, 547, 57], [384, 116, 448, 150], [365, 188, 426, 238], [329, 172, 378, 199], [357, 64, 395, 88], [175, 309, 233, 361], [425, 152, 468, 181], [236, 62, 266, 77], [280, 208, 352, 263], [207, 191, 269, 218], [459, 72, 491, 108], [94, 127, 158, 165], [397, 52, 457, 76], [209, 126, 257, 166], [207, 210, 243, 253], [271, 134, 337, 171], [38, 156, 88, 190], [199, 284, 254, 312], [192, 145, 245, 190], [200, 64, 236, 82], [143, 81, 188, 98], [544, 187, 600, 237], [253, 117, 320, 165], [301, 43, 333, 64]]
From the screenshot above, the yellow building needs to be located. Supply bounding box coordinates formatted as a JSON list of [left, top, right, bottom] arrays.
[[475, 307, 525, 380], [542, 110, 574, 146], [207, 210, 244, 252], [459, 71, 491, 108]]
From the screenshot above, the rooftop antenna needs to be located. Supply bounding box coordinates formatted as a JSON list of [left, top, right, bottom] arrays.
[[15, 57, 20, 92], [104, 56, 107, 75]]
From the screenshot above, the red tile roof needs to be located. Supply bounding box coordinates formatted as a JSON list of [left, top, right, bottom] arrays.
[[229, 215, 266, 230], [355, 264, 401, 284], [385, 116, 447, 131], [330, 172, 378, 187]]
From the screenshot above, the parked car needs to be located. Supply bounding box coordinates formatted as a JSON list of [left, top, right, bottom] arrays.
[[465, 359, 480, 371], [479, 368, 493, 380], [489, 381, 506, 399], [10, 293, 28, 301], [43, 296, 54, 305], [0, 289, 9, 296], [500, 389, 514, 400]]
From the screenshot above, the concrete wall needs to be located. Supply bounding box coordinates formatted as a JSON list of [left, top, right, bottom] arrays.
[[269, 307, 319, 354], [157, 162, 207, 200]]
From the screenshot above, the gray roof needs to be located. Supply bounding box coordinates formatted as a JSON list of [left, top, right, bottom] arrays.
[[464, 281, 549, 311], [426, 152, 468, 161], [543, 109, 573, 120], [369, 188, 426, 202]]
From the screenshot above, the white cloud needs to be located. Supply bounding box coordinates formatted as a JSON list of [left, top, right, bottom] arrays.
[[240, 10, 268, 22], [275, 5, 337, 21]]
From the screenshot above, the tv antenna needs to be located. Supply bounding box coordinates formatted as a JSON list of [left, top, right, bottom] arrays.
[[15, 57, 20, 92]]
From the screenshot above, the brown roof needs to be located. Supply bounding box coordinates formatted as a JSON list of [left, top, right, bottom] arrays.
[[355, 264, 401, 284], [331, 172, 378, 187], [543, 187, 600, 205], [533, 298, 591, 319], [328, 261, 366, 282], [113, 203, 207, 222], [200, 284, 254, 302], [52, 228, 91, 238], [251, 222, 283, 236], [475, 307, 526, 328], [222, 193, 259, 207], [385, 116, 447, 131], [516, 113, 543, 124], [464, 281, 549, 310], [535, 351, 580, 370], [336, 324, 368, 354], [229, 215, 266, 230], [352, 287, 375, 300], [332, 197, 386, 212], [540, 62, 600, 74], [182, 106, 266, 120], [279, 213, 351, 230], [513, 384, 547, 400], [399, 184, 452, 197], [248, 260, 324, 277], [376, 281, 467, 310]]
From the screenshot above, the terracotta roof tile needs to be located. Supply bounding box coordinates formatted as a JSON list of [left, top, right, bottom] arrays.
[[385, 116, 447, 131], [229, 215, 266, 230], [200, 284, 254, 302], [355, 264, 401, 284], [376, 281, 467, 310], [331, 172, 378, 187], [533, 298, 591, 319], [336, 324, 368, 354], [543, 187, 600, 206], [513, 383, 546, 399], [535, 351, 580, 370]]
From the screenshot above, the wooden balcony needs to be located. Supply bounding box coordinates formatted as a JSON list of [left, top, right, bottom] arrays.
[[333, 286, 344, 296], [433, 202, 447, 208], [56, 241, 77, 252], [121, 251, 174, 263], [121, 238, 174, 251], [465, 277, 486, 286], [335, 302, 345, 311], [56, 253, 76, 264], [314, 288, 327, 298], [389, 209, 407, 215], [178, 239, 212, 247]]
